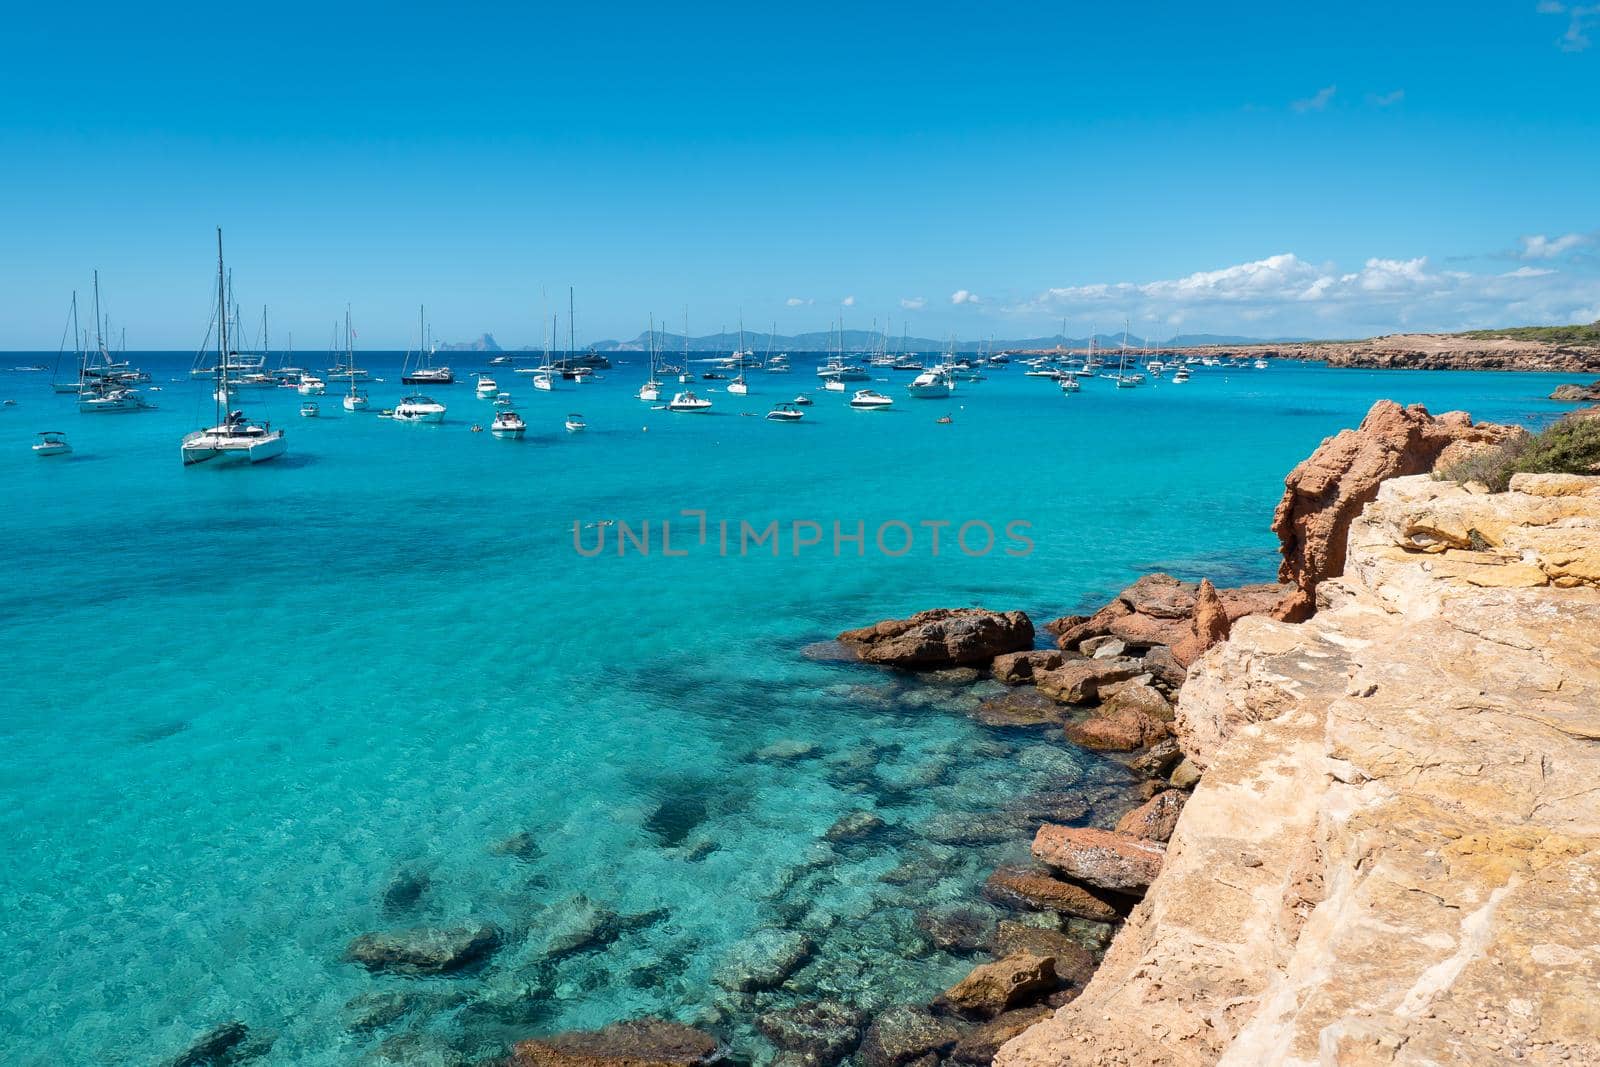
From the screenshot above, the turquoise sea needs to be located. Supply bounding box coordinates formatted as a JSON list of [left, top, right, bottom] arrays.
[[0, 353, 1576, 1064]]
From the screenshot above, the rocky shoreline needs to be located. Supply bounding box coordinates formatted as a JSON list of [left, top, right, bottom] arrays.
[[158, 399, 1584, 1067], [1269, 333, 1600, 372]]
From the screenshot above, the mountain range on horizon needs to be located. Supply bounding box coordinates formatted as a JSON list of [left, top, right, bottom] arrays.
[[437, 329, 1315, 354]]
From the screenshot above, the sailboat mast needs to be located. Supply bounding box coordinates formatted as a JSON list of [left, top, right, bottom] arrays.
[[92, 271, 104, 358], [568, 286, 575, 365], [71, 291, 83, 383], [263, 304, 270, 362], [216, 228, 228, 422]]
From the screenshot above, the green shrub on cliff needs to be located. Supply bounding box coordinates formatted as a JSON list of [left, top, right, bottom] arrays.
[[1439, 417, 1600, 491], [1455, 320, 1600, 346]]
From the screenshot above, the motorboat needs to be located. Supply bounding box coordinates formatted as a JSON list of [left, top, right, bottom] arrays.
[[792, 393, 814, 406], [494, 392, 514, 407], [1172, 367, 1191, 383], [300, 401, 320, 417], [78, 385, 152, 413], [1059, 375, 1081, 394], [1254, 358, 1269, 370], [906, 368, 954, 398], [892, 360, 925, 371], [816, 359, 870, 381], [565, 413, 587, 432], [392, 394, 447, 423], [638, 380, 662, 402], [298, 375, 326, 396], [667, 391, 713, 413], [821, 377, 847, 392], [765, 402, 804, 422], [476, 376, 499, 398], [488, 355, 514, 367], [849, 389, 894, 410], [490, 410, 526, 438], [32, 431, 71, 457]]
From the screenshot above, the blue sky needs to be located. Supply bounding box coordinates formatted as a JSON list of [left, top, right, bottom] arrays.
[[2, 1, 1597, 348]]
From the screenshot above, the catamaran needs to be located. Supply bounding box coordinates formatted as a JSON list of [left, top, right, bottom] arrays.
[[181, 230, 287, 466]]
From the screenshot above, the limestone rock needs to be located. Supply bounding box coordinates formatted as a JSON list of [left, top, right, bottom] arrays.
[[1033, 658, 1143, 704], [1269, 399, 1524, 621], [1101, 681, 1173, 723], [989, 922, 1097, 988], [837, 608, 1035, 668], [1062, 706, 1168, 752], [999, 472, 1600, 1067], [940, 953, 1058, 1018], [1032, 825, 1165, 892], [1171, 578, 1230, 667], [989, 649, 1064, 685], [1114, 789, 1186, 843], [510, 1020, 721, 1067], [345, 924, 500, 975], [982, 865, 1121, 922]]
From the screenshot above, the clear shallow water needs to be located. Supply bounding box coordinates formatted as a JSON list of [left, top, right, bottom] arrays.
[[0, 353, 1575, 1064]]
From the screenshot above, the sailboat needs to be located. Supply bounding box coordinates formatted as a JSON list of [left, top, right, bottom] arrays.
[[181, 229, 287, 465], [727, 317, 750, 396], [638, 314, 663, 401], [1114, 321, 1140, 388], [402, 306, 454, 384], [78, 272, 154, 413], [530, 312, 556, 391], [342, 309, 369, 411], [51, 292, 86, 394]]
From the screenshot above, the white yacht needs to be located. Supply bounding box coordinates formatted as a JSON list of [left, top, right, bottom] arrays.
[[639, 315, 663, 401], [1172, 366, 1191, 383], [906, 368, 954, 398], [821, 375, 847, 392], [392, 394, 447, 423], [792, 393, 814, 406], [726, 320, 751, 395], [849, 389, 894, 410], [766, 402, 804, 422], [490, 410, 526, 438], [78, 385, 152, 413], [182, 232, 287, 467], [1254, 358, 1269, 370], [476, 375, 499, 398], [298, 375, 326, 396], [32, 431, 72, 457], [300, 401, 320, 417], [565, 412, 587, 432], [1059, 375, 1081, 394], [667, 391, 713, 413]]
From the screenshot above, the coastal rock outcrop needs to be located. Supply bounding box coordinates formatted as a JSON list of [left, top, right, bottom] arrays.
[[982, 866, 1122, 922], [1269, 399, 1523, 620], [999, 473, 1600, 1067], [1031, 825, 1165, 892], [939, 953, 1058, 1018], [1170, 578, 1229, 667], [1051, 574, 1289, 653], [510, 1020, 723, 1067], [1550, 380, 1600, 401], [837, 608, 1034, 669]]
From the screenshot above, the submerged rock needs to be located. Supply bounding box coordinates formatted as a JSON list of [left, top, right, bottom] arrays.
[[982, 866, 1121, 922], [837, 608, 1035, 669], [825, 810, 887, 843], [755, 999, 866, 1066], [939, 952, 1058, 1018], [510, 1019, 722, 1067], [381, 868, 431, 914], [361, 1032, 468, 1067], [714, 928, 815, 991], [1128, 737, 1182, 779], [167, 1022, 266, 1067], [858, 1005, 960, 1067], [914, 905, 999, 954], [970, 688, 1065, 728], [345, 924, 501, 975], [1032, 825, 1165, 893], [489, 831, 544, 862], [753, 739, 821, 762], [948, 1006, 1053, 1064]]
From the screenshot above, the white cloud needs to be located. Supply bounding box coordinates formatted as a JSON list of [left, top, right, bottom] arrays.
[[1292, 85, 1337, 113], [1518, 232, 1592, 259], [899, 296, 927, 310], [950, 289, 980, 305], [1539, 2, 1600, 50], [1366, 89, 1405, 107], [785, 297, 812, 307], [1011, 243, 1600, 337], [841, 295, 856, 307]]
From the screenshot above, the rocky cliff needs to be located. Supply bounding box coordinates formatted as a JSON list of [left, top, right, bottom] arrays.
[[997, 472, 1600, 1066], [1281, 333, 1600, 372]]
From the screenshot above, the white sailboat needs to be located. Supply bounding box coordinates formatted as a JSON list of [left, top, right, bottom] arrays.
[[638, 314, 662, 401], [181, 229, 287, 466], [341, 309, 369, 410], [727, 317, 750, 396]]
